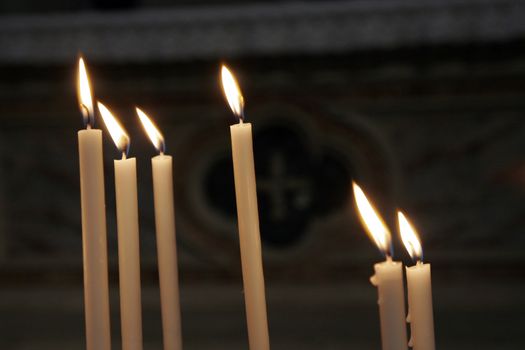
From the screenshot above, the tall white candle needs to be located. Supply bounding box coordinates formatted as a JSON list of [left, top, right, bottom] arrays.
[[98, 102, 143, 350], [353, 182, 408, 350], [137, 107, 183, 350], [77, 58, 111, 350], [398, 212, 435, 350], [221, 65, 270, 350]]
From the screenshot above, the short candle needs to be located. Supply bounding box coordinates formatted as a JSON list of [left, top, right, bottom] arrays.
[[398, 211, 435, 350], [353, 182, 408, 350]]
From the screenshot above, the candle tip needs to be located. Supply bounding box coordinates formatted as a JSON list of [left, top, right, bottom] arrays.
[[352, 181, 392, 256], [77, 57, 95, 128], [97, 101, 130, 155], [397, 211, 424, 263], [136, 107, 166, 154], [220, 64, 245, 121]]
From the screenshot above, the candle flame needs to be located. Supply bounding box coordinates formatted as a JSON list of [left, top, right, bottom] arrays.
[[77, 57, 94, 127], [136, 107, 165, 154], [97, 102, 130, 155], [398, 211, 423, 262], [353, 182, 392, 256], [220, 65, 244, 120]]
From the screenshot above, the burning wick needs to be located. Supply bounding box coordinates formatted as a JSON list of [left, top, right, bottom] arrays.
[[136, 107, 166, 155], [77, 56, 95, 129], [220, 65, 245, 123], [398, 211, 424, 264], [97, 101, 130, 159], [352, 181, 393, 259]]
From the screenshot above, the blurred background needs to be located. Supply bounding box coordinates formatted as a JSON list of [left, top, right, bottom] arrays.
[[0, 0, 525, 349]]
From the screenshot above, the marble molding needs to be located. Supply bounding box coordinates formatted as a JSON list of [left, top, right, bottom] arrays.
[[0, 0, 524, 63]]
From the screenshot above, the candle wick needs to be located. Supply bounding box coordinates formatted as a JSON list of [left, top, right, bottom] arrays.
[[80, 103, 93, 129], [239, 110, 245, 124], [160, 151, 164, 156], [385, 254, 393, 262], [121, 151, 127, 160]]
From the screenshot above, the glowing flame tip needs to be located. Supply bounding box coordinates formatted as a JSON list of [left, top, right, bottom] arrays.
[[136, 107, 165, 154], [77, 57, 94, 127], [352, 182, 392, 256], [398, 211, 423, 262], [97, 102, 130, 155], [220, 65, 245, 120]]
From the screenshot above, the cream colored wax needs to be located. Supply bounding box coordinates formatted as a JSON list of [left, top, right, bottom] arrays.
[[152, 154, 183, 350], [78, 128, 111, 350], [406, 263, 435, 350], [114, 156, 143, 350], [370, 259, 408, 350], [230, 122, 270, 350]]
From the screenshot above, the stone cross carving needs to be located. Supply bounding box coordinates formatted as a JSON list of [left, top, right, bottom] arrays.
[[257, 153, 311, 221]]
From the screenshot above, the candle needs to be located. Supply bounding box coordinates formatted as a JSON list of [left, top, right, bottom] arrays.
[[137, 107, 183, 350], [398, 211, 435, 350], [76, 57, 111, 350], [220, 65, 270, 350], [98, 102, 143, 350], [353, 182, 408, 350]]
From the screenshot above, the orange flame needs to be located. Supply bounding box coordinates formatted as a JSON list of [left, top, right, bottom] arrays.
[[136, 107, 165, 154], [97, 102, 130, 155], [220, 65, 244, 120], [353, 182, 392, 255], [77, 57, 94, 127], [398, 211, 423, 261]]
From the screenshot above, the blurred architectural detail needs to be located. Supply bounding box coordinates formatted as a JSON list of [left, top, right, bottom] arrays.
[[0, 0, 524, 349], [0, 0, 524, 63], [175, 103, 391, 268]]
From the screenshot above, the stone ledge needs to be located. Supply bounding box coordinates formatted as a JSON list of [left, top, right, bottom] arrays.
[[0, 0, 524, 63]]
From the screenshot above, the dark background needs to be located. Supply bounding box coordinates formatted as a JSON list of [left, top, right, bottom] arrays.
[[0, 0, 524, 349]]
